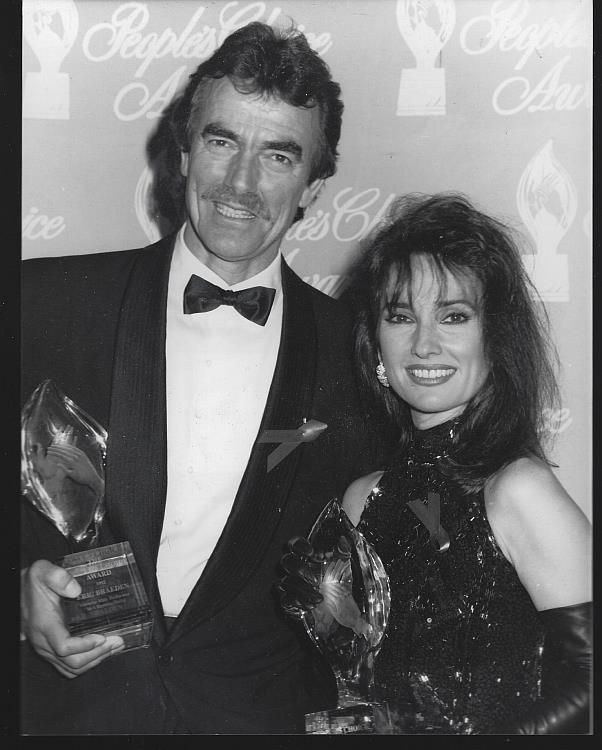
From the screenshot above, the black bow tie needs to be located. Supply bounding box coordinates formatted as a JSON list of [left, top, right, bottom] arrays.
[[183, 274, 276, 326]]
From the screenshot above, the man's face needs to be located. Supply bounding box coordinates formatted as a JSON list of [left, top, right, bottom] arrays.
[[181, 77, 324, 284]]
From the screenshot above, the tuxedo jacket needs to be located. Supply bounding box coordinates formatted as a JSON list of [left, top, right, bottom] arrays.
[[20, 235, 380, 734]]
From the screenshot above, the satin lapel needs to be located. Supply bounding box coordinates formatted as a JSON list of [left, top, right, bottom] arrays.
[[104, 236, 175, 624], [172, 260, 317, 634]]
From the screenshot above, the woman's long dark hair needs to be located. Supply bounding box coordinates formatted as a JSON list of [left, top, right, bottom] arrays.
[[346, 193, 560, 493]]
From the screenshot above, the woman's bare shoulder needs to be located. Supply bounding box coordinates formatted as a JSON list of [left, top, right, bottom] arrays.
[[485, 456, 571, 520], [485, 456, 591, 609]]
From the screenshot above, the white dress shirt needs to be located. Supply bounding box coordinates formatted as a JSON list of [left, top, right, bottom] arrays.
[[157, 227, 283, 617]]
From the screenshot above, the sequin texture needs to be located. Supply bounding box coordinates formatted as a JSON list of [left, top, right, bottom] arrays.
[[357, 420, 544, 734]]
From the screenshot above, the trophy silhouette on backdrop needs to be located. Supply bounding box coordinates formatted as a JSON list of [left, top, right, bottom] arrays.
[[21, 380, 153, 650], [396, 0, 456, 116], [22, 0, 79, 120], [292, 499, 392, 734], [517, 139, 577, 303]]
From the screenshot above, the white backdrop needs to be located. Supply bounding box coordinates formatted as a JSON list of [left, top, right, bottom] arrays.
[[22, 0, 592, 517]]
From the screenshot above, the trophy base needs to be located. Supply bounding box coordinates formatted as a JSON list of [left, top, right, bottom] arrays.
[[397, 67, 446, 116], [305, 702, 392, 734], [23, 72, 70, 120], [59, 541, 153, 652], [521, 253, 569, 302]]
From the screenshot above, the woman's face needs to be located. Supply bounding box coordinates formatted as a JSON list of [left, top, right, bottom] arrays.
[[377, 254, 490, 430]]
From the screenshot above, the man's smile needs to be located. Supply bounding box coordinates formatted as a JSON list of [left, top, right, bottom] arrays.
[[213, 201, 257, 220]]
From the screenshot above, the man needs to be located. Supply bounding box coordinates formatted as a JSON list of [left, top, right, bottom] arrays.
[[20, 22, 379, 734]]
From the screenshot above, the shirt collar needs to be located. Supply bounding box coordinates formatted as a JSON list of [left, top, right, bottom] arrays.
[[171, 224, 282, 294]]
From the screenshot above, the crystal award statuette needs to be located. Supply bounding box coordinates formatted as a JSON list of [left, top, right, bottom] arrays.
[[301, 499, 392, 734], [21, 380, 153, 650]]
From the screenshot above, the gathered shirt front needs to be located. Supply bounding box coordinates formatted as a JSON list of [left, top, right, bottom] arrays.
[[157, 226, 283, 617]]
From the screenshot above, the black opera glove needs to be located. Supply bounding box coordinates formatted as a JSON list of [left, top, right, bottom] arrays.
[[506, 601, 592, 734], [276, 535, 354, 619]]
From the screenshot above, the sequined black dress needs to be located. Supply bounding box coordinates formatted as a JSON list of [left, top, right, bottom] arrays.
[[357, 419, 544, 734]]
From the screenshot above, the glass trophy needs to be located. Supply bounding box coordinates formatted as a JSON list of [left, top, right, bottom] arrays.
[[301, 499, 392, 734], [21, 380, 153, 651]]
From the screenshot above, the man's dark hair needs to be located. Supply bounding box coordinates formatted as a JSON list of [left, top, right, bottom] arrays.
[[173, 21, 343, 183], [150, 21, 343, 230], [346, 192, 560, 493]]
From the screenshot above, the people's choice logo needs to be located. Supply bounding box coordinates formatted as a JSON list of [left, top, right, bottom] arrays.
[[22, 206, 66, 240], [83, 2, 332, 121], [285, 188, 396, 246], [541, 408, 573, 436], [284, 187, 396, 297], [396, 0, 456, 116], [23, 0, 79, 120], [582, 208, 591, 243], [459, 0, 591, 115], [517, 140, 577, 303]]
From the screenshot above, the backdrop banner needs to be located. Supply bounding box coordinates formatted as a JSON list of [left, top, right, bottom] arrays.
[[22, 0, 592, 517]]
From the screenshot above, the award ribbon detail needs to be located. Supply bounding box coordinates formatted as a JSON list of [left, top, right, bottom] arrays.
[[258, 419, 328, 472]]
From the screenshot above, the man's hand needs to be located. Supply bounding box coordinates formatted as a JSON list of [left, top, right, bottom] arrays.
[[21, 560, 124, 678]]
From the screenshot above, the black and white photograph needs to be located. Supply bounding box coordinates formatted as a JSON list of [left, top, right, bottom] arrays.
[[20, 0, 592, 735]]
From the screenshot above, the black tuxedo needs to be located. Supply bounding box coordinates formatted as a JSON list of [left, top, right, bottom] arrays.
[[20, 235, 380, 734]]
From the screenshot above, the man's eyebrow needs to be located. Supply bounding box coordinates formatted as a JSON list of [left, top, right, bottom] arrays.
[[200, 125, 303, 161], [201, 123, 239, 141], [263, 140, 303, 160]]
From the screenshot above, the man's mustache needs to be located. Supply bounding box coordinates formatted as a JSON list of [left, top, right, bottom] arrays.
[[201, 186, 269, 220]]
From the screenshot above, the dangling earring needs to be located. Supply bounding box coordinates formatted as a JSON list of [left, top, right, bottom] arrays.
[[376, 361, 390, 388]]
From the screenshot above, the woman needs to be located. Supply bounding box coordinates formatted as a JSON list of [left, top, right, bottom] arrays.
[[279, 193, 591, 734]]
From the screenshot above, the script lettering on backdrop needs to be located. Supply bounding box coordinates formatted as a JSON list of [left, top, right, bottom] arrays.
[[284, 187, 396, 297], [396, 0, 456, 116], [23, 0, 80, 119], [459, 0, 592, 115], [516, 140, 577, 303], [22, 207, 67, 241], [82, 1, 332, 121]]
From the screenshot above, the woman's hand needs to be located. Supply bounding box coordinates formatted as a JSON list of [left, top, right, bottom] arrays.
[[275, 537, 324, 619]]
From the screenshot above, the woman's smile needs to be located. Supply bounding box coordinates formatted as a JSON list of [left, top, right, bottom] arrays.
[[406, 366, 456, 385]]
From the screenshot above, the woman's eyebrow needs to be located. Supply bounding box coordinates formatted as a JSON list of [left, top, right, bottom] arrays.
[[437, 297, 479, 310]]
